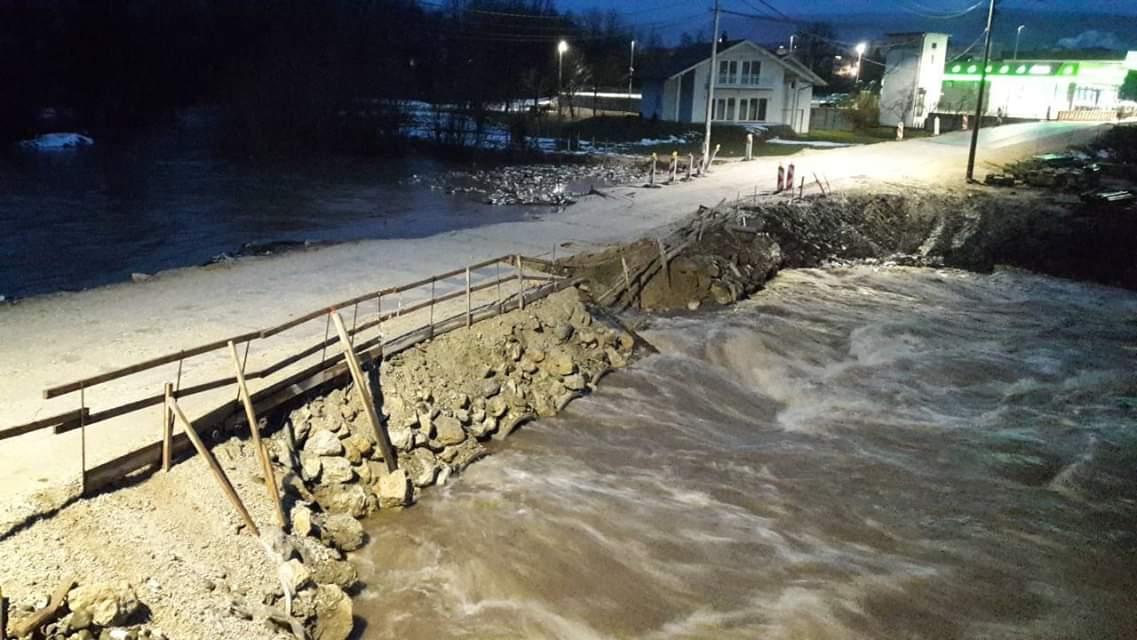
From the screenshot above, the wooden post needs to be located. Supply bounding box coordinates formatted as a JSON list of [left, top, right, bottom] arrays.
[[465, 267, 472, 328], [649, 153, 656, 185], [162, 383, 173, 472], [657, 239, 670, 286], [79, 386, 86, 495], [1, 584, 7, 640], [799, 176, 805, 199], [330, 311, 397, 472], [621, 256, 632, 295], [686, 154, 693, 181], [516, 255, 525, 310], [168, 397, 259, 536], [9, 577, 73, 639], [228, 341, 286, 530], [429, 278, 435, 336]]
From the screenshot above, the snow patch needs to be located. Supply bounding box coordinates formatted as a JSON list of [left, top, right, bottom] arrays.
[[18, 132, 94, 151], [766, 137, 856, 148]]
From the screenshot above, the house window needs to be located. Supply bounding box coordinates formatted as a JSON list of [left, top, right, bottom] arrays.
[[916, 88, 927, 117], [757, 98, 767, 120], [719, 61, 729, 85], [728, 61, 738, 84], [749, 60, 761, 85], [727, 97, 736, 120], [714, 98, 725, 120]]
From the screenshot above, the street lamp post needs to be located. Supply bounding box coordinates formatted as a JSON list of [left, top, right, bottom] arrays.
[[628, 40, 635, 103], [966, 0, 998, 182], [557, 40, 569, 118], [1014, 25, 1024, 60], [855, 42, 867, 85]]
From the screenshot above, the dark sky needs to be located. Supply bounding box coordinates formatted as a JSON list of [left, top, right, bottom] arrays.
[[559, 0, 1137, 52]]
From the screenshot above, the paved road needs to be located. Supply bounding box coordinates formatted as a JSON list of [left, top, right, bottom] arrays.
[[0, 120, 1107, 519]]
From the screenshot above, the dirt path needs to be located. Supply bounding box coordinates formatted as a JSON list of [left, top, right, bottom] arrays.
[[0, 121, 1105, 523]]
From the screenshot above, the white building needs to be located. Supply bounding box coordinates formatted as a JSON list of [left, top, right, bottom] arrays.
[[639, 39, 827, 134], [938, 51, 1137, 120], [878, 32, 950, 128]]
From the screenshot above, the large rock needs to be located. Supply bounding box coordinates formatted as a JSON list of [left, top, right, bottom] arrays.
[[299, 453, 322, 482], [444, 439, 489, 473], [487, 396, 508, 418], [313, 584, 354, 640], [376, 469, 411, 509], [322, 513, 365, 552], [291, 505, 314, 538], [304, 430, 344, 456], [388, 425, 413, 451], [542, 350, 576, 376], [282, 558, 312, 593], [343, 433, 373, 459], [67, 581, 140, 627], [562, 374, 586, 392], [309, 558, 358, 590], [319, 456, 354, 484], [434, 416, 466, 446], [313, 483, 370, 518], [400, 448, 440, 488]]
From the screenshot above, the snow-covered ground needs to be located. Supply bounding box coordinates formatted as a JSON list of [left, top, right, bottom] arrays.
[[18, 132, 94, 150], [767, 137, 857, 148]]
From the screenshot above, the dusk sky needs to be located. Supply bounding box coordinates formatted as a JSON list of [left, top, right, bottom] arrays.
[[557, 0, 1137, 53]]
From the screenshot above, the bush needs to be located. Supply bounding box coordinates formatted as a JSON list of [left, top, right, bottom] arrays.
[[847, 92, 880, 131]]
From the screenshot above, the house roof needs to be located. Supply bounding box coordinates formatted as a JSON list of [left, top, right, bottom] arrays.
[[640, 39, 828, 87]]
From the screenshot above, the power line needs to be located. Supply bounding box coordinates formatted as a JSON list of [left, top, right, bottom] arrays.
[[739, 0, 793, 22], [896, 0, 987, 20]]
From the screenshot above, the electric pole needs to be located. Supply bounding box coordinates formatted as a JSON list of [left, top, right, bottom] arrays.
[[702, 0, 721, 172], [965, 0, 997, 182]]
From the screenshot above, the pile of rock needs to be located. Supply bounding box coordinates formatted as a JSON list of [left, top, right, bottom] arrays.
[[8, 581, 165, 640], [249, 287, 634, 639]]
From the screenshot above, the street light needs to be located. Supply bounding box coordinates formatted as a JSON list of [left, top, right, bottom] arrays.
[[628, 40, 635, 100], [1014, 25, 1025, 60], [855, 42, 867, 84], [557, 40, 569, 118]]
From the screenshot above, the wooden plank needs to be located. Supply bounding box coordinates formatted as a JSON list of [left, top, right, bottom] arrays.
[[465, 267, 472, 328], [43, 331, 260, 399], [229, 341, 286, 529], [1, 583, 6, 640], [330, 312, 396, 472], [0, 408, 88, 441], [162, 383, 173, 472], [9, 577, 73, 639], [516, 255, 525, 310], [169, 397, 260, 536]]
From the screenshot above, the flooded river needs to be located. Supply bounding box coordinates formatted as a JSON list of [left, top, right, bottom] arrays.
[[0, 114, 532, 299], [356, 266, 1137, 639]]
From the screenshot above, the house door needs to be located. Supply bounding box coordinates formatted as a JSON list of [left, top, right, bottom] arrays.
[[679, 69, 695, 121]]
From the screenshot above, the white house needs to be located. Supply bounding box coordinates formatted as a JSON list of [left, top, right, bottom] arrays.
[[878, 32, 950, 127], [639, 39, 827, 134]]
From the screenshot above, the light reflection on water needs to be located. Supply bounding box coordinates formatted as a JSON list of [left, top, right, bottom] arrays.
[[356, 266, 1137, 640]]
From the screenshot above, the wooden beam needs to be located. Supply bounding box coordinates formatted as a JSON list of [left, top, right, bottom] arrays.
[[162, 383, 173, 472], [1, 583, 7, 640], [9, 577, 73, 639], [229, 342, 286, 529], [168, 398, 259, 537], [0, 408, 88, 442], [330, 311, 396, 472]]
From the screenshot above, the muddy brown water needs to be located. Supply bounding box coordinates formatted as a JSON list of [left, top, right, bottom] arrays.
[[355, 266, 1137, 639]]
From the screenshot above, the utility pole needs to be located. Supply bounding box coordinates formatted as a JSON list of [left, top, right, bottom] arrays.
[[628, 40, 636, 101], [702, 0, 721, 172], [1013, 24, 1024, 60], [965, 0, 997, 182]]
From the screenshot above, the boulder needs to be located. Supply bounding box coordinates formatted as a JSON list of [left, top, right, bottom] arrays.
[[67, 581, 140, 627], [480, 380, 501, 397], [319, 456, 354, 484], [322, 513, 366, 552], [309, 559, 358, 590], [343, 433, 373, 458], [376, 469, 411, 509], [291, 505, 314, 538], [562, 374, 586, 392], [417, 412, 435, 439], [313, 483, 369, 518], [400, 448, 440, 488], [469, 416, 497, 438], [313, 584, 354, 640], [299, 454, 322, 482], [487, 396, 508, 418], [553, 323, 574, 343], [434, 416, 466, 446], [542, 350, 576, 376], [388, 425, 413, 451], [445, 440, 489, 473], [605, 347, 627, 368], [304, 430, 343, 457]]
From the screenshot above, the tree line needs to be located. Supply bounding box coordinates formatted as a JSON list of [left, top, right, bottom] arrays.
[[0, 0, 675, 152]]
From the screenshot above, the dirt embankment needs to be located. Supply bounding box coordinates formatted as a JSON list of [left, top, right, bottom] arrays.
[[564, 188, 1137, 312], [0, 288, 637, 640]]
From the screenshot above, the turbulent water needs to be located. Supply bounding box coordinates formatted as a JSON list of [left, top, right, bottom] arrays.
[[356, 266, 1137, 640]]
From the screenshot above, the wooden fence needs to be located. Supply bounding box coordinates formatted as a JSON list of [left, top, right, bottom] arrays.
[[0, 254, 569, 496]]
